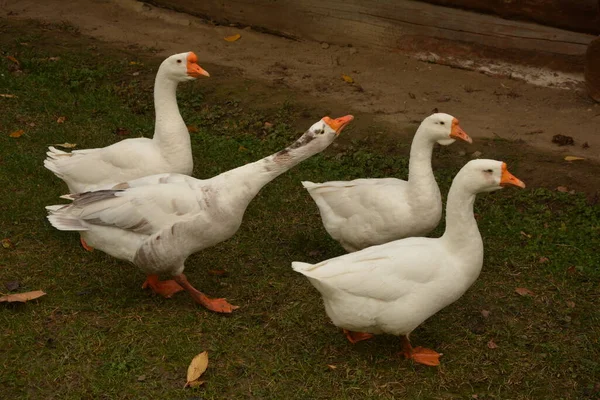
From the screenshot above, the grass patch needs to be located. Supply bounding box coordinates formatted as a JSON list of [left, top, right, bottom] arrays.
[[1, 19, 599, 399]]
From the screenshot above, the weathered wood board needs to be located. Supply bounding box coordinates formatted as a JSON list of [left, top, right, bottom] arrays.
[[420, 0, 600, 35], [146, 0, 596, 56], [586, 38, 600, 102]]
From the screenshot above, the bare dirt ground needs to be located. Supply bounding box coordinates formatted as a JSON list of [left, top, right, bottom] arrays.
[[2, 0, 599, 195]]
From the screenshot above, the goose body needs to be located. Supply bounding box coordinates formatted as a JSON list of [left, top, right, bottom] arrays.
[[44, 52, 209, 194], [293, 159, 525, 365], [303, 113, 471, 252], [47, 115, 354, 312]]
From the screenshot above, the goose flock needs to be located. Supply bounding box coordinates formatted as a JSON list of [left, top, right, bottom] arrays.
[[45, 51, 525, 367]]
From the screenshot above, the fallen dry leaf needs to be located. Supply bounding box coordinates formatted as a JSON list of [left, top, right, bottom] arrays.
[[129, 61, 142, 65], [185, 351, 208, 388], [2, 238, 14, 249], [566, 301, 575, 308], [480, 310, 490, 318], [538, 257, 549, 263], [114, 127, 130, 136], [56, 116, 66, 124], [53, 143, 77, 149], [515, 287, 535, 297], [263, 122, 273, 129], [520, 231, 531, 239], [0, 290, 46, 303], [9, 129, 24, 138], [0, 94, 17, 98], [564, 156, 585, 161], [341, 74, 354, 84], [487, 339, 498, 349], [48, 57, 60, 62], [556, 186, 568, 193], [187, 125, 198, 133], [238, 145, 248, 152], [224, 34, 241, 42], [6, 55, 20, 66], [327, 364, 337, 370]]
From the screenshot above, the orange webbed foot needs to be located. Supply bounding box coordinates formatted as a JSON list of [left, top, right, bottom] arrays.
[[343, 329, 374, 344], [200, 296, 240, 313], [402, 346, 442, 367], [142, 275, 184, 298], [80, 236, 94, 252]]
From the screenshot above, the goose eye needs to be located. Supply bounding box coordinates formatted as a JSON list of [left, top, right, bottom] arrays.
[[440, 121, 445, 125], [177, 59, 182, 64], [484, 169, 493, 173], [315, 129, 324, 134]]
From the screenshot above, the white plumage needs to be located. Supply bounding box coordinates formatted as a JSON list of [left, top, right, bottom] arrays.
[[303, 113, 472, 252], [44, 51, 209, 193], [293, 159, 525, 366], [47, 115, 354, 313]]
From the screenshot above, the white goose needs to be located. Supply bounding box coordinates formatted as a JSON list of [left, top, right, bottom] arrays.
[[293, 159, 525, 366], [44, 51, 209, 194], [47, 115, 353, 313], [302, 113, 472, 252]]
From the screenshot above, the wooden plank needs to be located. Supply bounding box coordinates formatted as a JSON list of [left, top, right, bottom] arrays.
[[146, 0, 596, 56], [586, 38, 600, 102], [417, 0, 600, 35]]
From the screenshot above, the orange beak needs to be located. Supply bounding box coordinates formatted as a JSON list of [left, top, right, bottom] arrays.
[[500, 163, 526, 188], [322, 115, 354, 135], [186, 52, 210, 78], [450, 118, 472, 143]]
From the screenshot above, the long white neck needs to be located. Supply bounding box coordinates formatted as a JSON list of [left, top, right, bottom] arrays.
[[407, 128, 439, 200], [440, 177, 484, 279], [214, 132, 331, 209], [151, 71, 192, 163]]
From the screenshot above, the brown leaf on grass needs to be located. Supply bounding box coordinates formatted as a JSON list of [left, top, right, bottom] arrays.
[[566, 301, 575, 308], [520, 231, 531, 238], [487, 339, 498, 349], [263, 122, 273, 129], [114, 127, 130, 136], [9, 129, 24, 138], [0, 290, 46, 303], [480, 310, 490, 318], [185, 351, 208, 388], [6, 55, 20, 66], [53, 143, 77, 149], [341, 74, 354, 84], [515, 287, 535, 297], [327, 364, 337, 370], [538, 257, 549, 263], [224, 34, 241, 42], [564, 156, 585, 161], [556, 186, 568, 193], [56, 116, 66, 124], [187, 125, 198, 133], [0, 94, 17, 98], [2, 238, 14, 249]]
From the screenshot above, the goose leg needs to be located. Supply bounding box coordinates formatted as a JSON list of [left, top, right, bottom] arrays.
[[343, 329, 374, 344], [80, 236, 94, 251], [173, 273, 239, 313], [399, 335, 441, 366], [142, 274, 184, 298]]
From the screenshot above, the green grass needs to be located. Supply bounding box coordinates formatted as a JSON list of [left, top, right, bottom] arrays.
[[1, 19, 599, 399]]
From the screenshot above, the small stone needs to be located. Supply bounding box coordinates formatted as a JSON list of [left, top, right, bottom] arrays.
[[321, 42, 330, 49], [471, 150, 483, 158]]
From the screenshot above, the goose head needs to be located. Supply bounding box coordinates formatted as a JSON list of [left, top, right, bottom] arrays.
[[418, 113, 472, 146], [457, 159, 526, 194], [159, 51, 210, 82], [284, 115, 354, 156]]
